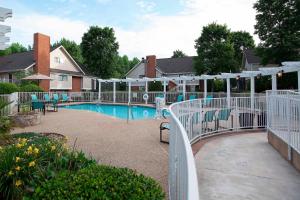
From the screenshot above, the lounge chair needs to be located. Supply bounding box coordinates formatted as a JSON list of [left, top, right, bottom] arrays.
[[31, 94, 45, 115], [52, 93, 59, 112], [189, 95, 196, 100], [62, 93, 72, 103], [216, 108, 232, 130], [202, 109, 217, 131]]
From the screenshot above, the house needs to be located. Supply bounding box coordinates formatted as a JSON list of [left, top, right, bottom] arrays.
[[242, 49, 278, 71], [0, 33, 97, 92], [125, 55, 198, 91]]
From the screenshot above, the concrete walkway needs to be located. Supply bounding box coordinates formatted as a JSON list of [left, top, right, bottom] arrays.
[[12, 109, 169, 193], [195, 132, 300, 200]]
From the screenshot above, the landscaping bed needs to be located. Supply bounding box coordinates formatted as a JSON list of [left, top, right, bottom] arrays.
[[0, 132, 165, 200]]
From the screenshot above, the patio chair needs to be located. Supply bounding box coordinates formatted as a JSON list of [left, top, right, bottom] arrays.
[[62, 93, 72, 103], [177, 94, 183, 102], [43, 94, 58, 112], [202, 109, 217, 131], [216, 108, 232, 130], [203, 95, 213, 107], [31, 94, 45, 115], [189, 95, 196, 100], [52, 93, 59, 112]]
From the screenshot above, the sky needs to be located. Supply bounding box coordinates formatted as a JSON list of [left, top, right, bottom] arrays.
[[0, 0, 259, 59]]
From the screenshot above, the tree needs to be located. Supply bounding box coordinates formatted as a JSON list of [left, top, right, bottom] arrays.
[[194, 23, 237, 75], [113, 55, 140, 78], [229, 31, 255, 67], [171, 50, 187, 58], [254, 0, 300, 64], [81, 26, 119, 78], [53, 38, 83, 64], [0, 43, 28, 56]]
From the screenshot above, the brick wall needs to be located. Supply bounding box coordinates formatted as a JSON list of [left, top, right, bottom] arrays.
[[34, 33, 50, 91], [145, 55, 156, 78]]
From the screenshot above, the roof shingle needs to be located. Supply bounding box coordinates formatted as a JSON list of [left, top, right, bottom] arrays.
[[156, 56, 195, 74]]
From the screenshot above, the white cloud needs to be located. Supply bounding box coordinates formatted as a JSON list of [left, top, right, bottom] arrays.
[[116, 0, 259, 58], [136, 1, 156, 12], [9, 13, 88, 46], [7, 0, 259, 59]]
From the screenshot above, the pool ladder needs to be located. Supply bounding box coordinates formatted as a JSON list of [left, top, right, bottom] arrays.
[[127, 102, 134, 123]]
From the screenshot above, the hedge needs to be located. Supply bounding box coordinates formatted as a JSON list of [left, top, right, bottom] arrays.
[[20, 84, 44, 92], [32, 164, 165, 200], [0, 83, 19, 94]]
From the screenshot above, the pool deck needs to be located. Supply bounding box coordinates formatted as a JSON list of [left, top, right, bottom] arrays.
[[195, 132, 300, 200], [12, 108, 169, 193]]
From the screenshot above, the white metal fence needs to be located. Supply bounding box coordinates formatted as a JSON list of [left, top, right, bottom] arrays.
[[267, 90, 300, 154], [168, 95, 267, 200]]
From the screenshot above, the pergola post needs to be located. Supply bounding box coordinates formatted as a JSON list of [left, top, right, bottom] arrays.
[[250, 76, 255, 110], [182, 80, 186, 100], [98, 81, 101, 102], [226, 78, 230, 107], [145, 81, 148, 104], [271, 74, 277, 91], [298, 71, 300, 92], [128, 82, 131, 104], [204, 79, 207, 99], [113, 81, 116, 103], [163, 80, 167, 103]]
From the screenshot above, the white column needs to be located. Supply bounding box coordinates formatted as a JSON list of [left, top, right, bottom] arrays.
[[182, 80, 186, 100], [145, 81, 148, 104], [250, 76, 255, 110], [204, 79, 207, 99], [163, 80, 167, 103], [226, 78, 230, 107], [128, 82, 131, 104], [113, 82, 116, 103], [298, 71, 300, 92], [271, 74, 277, 91], [98, 81, 101, 102]]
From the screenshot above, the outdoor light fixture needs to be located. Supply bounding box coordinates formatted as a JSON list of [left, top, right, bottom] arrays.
[[236, 75, 240, 80], [277, 70, 283, 77], [256, 73, 262, 79]]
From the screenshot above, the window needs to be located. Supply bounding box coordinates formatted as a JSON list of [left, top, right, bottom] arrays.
[[54, 57, 63, 64], [58, 75, 68, 81], [139, 75, 145, 78]]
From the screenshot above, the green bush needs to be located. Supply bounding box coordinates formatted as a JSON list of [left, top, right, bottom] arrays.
[[0, 83, 19, 94], [20, 84, 44, 92], [32, 164, 165, 200], [0, 133, 95, 199], [149, 81, 163, 91]]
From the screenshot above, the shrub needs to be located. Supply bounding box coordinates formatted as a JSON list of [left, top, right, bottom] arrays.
[[32, 164, 165, 200], [0, 83, 19, 94], [149, 81, 163, 91], [20, 84, 44, 92], [0, 133, 95, 199]]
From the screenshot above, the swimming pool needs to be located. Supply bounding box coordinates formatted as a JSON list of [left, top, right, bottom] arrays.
[[61, 104, 157, 120]]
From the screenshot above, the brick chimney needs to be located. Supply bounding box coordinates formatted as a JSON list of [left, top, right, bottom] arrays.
[[145, 55, 156, 78], [33, 33, 50, 91]]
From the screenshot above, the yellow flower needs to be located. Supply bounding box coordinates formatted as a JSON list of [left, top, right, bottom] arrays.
[[15, 157, 21, 162], [34, 147, 39, 154], [28, 161, 36, 167], [20, 138, 27, 145], [57, 153, 61, 157], [8, 170, 13, 176], [15, 180, 22, 187], [27, 146, 33, 154], [16, 143, 22, 148], [51, 145, 56, 151], [15, 166, 21, 171]]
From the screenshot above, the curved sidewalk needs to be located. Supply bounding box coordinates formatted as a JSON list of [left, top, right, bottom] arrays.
[[195, 132, 300, 200]]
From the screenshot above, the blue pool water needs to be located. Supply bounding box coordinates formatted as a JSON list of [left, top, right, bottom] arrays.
[[61, 104, 157, 120]]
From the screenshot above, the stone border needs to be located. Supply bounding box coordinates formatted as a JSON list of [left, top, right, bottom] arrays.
[[268, 130, 300, 172]]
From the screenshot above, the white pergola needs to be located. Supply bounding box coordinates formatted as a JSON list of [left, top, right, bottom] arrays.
[[97, 61, 300, 106]]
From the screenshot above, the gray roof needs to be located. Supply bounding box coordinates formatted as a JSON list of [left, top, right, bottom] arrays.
[[244, 49, 261, 64], [156, 56, 195, 74], [0, 51, 35, 73]]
